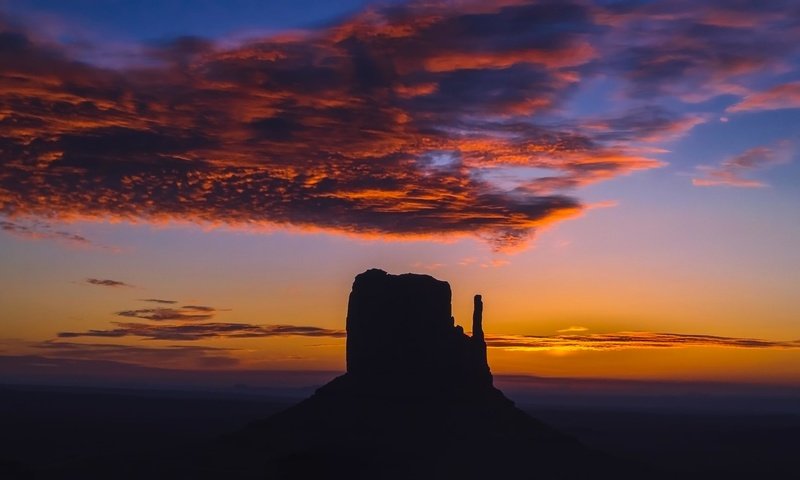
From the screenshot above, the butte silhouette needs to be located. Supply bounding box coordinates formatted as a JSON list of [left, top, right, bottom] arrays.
[[217, 269, 640, 479]]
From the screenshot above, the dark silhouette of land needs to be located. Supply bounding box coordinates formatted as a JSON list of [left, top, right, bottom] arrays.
[[1, 269, 798, 479], [3, 384, 799, 479]]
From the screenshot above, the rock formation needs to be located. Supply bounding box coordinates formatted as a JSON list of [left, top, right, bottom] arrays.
[[222, 269, 639, 479], [344, 269, 493, 397]]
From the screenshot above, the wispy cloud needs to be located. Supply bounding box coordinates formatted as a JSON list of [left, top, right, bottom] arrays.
[[50, 326, 799, 353], [692, 144, 791, 188], [58, 322, 346, 341], [600, 1, 799, 102], [486, 331, 800, 351], [139, 298, 178, 304], [556, 326, 588, 333], [35, 341, 239, 368], [86, 278, 132, 288], [1, 219, 92, 246], [727, 82, 800, 113], [115, 306, 218, 321], [57, 294, 345, 341]]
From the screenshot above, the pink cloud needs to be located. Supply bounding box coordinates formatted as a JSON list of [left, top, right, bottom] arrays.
[[692, 144, 792, 188], [727, 82, 800, 113]]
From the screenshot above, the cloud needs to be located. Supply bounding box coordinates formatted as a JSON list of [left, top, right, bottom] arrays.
[[115, 305, 219, 321], [34, 340, 239, 368], [59, 322, 792, 350], [181, 305, 215, 312], [727, 82, 800, 113], [58, 322, 346, 341], [1, 219, 92, 246], [556, 326, 588, 333], [0, 2, 671, 252], [86, 278, 132, 288], [602, 0, 800, 101], [139, 298, 178, 304], [692, 144, 792, 188], [582, 107, 707, 143], [1, 1, 797, 249], [56, 298, 347, 342], [0, 218, 119, 250], [486, 331, 800, 351]]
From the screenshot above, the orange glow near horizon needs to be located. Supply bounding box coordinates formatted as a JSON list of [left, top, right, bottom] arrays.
[[2, 220, 799, 385], [1, 0, 800, 388]]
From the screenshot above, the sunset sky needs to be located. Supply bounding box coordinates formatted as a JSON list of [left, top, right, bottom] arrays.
[[1, 0, 799, 385]]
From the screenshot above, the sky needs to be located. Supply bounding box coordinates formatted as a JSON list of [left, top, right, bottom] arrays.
[[1, 0, 799, 386]]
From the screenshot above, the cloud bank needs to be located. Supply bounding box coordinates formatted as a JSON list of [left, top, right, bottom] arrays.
[[0, 1, 798, 248]]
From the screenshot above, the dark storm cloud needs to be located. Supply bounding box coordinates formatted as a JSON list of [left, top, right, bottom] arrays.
[[1, 1, 797, 248], [486, 331, 800, 351], [86, 278, 132, 288], [58, 322, 346, 341]]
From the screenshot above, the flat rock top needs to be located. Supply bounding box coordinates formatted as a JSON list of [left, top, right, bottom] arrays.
[[348, 268, 453, 333], [345, 268, 491, 393]]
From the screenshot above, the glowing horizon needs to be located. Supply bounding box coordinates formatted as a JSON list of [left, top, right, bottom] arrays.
[[1, 0, 799, 385]]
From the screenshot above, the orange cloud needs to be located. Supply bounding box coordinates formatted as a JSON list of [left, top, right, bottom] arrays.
[[487, 331, 800, 351], [423, 42, 596, 73], [115, 306, 219, 322]]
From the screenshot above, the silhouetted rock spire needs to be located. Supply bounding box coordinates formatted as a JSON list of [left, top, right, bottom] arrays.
[[472, 294, 488, 369], [343, 268, 493, 396], [472, 294, 484, 340]]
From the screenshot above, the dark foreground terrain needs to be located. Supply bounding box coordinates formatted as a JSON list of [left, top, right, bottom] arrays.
[[1, 384, 798, 479]]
